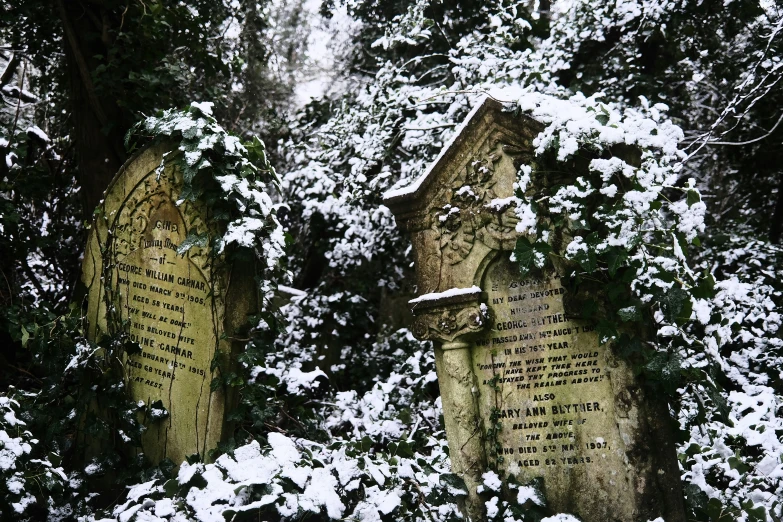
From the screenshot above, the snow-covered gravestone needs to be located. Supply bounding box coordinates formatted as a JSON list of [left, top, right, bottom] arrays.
[[383, 99, 685, 522], [82, 143, 256, 465]]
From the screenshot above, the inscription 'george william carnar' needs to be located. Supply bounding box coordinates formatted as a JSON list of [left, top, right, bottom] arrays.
[[83, 143, 254, 466]]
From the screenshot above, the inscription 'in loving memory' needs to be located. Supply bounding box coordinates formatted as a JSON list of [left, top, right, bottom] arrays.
[[115, 217, 211, 391], [472, 261, 619, 475]]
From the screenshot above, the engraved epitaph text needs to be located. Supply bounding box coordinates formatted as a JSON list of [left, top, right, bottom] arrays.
[[83, 144, 235, 465], [473, 259, 625, 487]]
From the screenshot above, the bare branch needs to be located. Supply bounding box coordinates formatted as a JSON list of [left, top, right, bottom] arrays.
[[704, 112, 783, 146], [0, 54, 20, 88]]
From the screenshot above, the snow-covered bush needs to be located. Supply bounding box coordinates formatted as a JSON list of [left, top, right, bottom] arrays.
[[112, 332, 466, 522], [267, 2, 782, 520], [504, 87, 782, 520], [0, 393, 67, 519]]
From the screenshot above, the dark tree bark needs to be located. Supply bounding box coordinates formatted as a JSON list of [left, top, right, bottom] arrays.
[[56, 0, 128, 218], [769, 175, 783, 244]]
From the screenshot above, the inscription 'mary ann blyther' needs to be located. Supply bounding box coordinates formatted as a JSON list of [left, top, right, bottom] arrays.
[[383, 98, 686, 522], [82, 143, 256, 465]]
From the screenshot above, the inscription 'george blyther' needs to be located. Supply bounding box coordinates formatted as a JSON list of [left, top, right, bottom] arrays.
[[383, 98, 686, 521], [472, 262, 619, 477]]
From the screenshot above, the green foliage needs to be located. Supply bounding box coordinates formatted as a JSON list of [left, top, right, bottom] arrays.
[[0, 1, 782, 521], [127, 103, 285, 283], [0, 302, 167, 518]]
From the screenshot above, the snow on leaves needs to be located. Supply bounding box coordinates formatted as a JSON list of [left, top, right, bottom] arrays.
[[131, 104, 286, 286], [0, 395, 67, 518], [106, 2, 783, 521]]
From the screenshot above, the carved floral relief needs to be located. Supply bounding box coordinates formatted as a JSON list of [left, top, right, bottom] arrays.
[[434, 136, 531, 265]]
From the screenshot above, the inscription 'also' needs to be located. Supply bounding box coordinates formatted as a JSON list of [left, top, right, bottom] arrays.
[[473, 267, 619, 474]]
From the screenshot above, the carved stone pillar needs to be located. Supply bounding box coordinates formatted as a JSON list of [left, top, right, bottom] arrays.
[[411, 289, 488, 519]]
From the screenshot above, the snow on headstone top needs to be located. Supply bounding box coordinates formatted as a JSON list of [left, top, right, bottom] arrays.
[[383, 98, 489, 201]]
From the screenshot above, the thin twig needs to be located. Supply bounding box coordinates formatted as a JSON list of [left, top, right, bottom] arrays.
[[6, 364, 43, 384], [703, 111, 783, 146]]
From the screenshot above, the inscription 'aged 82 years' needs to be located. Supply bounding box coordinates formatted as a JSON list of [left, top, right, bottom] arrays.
[[383, 99, 686, 522], [82, 143, 255, 465]]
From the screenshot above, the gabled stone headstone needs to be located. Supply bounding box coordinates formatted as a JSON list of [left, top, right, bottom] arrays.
[[383, 99, 685, 522], [82, 143, 255, 465]]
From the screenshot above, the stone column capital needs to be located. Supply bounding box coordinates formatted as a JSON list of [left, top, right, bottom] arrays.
[[409, 287, 489, 346]]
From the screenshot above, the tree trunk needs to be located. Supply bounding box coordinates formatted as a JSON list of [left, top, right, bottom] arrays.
[[770, 174, 783, 244], [57, 0, 127, 218]]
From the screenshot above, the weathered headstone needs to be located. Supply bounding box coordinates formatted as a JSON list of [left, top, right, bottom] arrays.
[[383, 99, 685, 521], [82, 143, 255, 465]]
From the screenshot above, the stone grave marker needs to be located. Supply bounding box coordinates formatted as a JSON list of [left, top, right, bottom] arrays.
[[383, 99, 685, 521], [82, 143, 255, 465]]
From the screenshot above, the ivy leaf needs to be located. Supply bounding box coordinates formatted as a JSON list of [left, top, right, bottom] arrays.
[[645, 352, 681, 394], [702, 376, 730, 422], [245, 136, 268, 167], [728, 456, 751, 474], [178, 182, 203, 203], [605, 249, 627, 277], [740, 500, 767, 522], [181, 124, 199, 140], [514, 236, 535, 276], [659, 287, 692, 325], [535, 241, 552, 255], [596, 320, 618, 344], [397, 440, 414, 458], [577, 248, 597, 273], [683, 483, 709, 515], [186, 453, 202, 465], [177, 231, 209, 256], [533, 241, 552, 269], [705, 497, 736, 522], [579, 298, 600, 320], [148, 400, 170, 420], [439, 473, 467, 495], [617, 306, 641, 322], [48, 452, 63, 467], [20, 325, 30, 348], [572, 219, 590, 230], [124, 340, 142, 356], [692, 270, 716, 299], [163, 479, 178, 497], [686, 189, 701, 207]]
